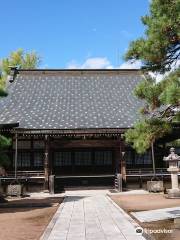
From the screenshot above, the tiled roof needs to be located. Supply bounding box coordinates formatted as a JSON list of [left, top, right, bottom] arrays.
[[0, 69, 143, 130]]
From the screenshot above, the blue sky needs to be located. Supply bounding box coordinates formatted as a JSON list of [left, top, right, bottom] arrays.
[[0, 0, 149, 68]]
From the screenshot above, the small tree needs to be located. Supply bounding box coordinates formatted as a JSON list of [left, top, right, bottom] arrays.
[[124, 0, 180, 174], [0, 49, 40, 200], [0, 48, 40, 86], [125, 0, 180, 73], [0, 49, 40, 167], [0, 135, 11, 168]]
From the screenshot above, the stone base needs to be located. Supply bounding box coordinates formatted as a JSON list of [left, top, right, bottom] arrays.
[[43, 189, 49, 193], [174, 218, 180, 228], [166, 188, 180, 199], [7, 184, 23, 197], [147, 181, 164, 192]]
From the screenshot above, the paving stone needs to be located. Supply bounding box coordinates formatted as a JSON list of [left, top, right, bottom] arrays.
[[131, 206, 180, 222], [41, 190, 146, 240]]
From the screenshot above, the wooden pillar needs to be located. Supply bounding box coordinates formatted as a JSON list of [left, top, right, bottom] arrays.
[[30, 136, 34, 169], [44, 135, 49, 190], [48, 136, 53, 176], [14, 133, 18, 179], [120, 137, 126, 187], [114, 146, 121, 174]]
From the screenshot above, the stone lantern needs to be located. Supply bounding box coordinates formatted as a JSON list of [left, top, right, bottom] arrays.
[[163, 147, 180, 198]]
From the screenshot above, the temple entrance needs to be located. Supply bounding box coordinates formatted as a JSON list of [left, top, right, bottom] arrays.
[[52, 149, 115, 190], [53, 149, 115, 176]]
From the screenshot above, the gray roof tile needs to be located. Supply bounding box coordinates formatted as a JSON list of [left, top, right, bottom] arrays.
[[0, 70, 143, 129]]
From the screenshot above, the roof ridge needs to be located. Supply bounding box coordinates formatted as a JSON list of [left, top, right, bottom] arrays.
[[17, 68, 142, 72]]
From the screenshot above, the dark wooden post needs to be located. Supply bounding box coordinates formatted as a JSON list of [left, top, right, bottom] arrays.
[[14, 133, 18, 179], [115, 145, 121, 174], [120, 138, 126, 187], [49, 137, 53, 176], [44, 135, 49, 191]]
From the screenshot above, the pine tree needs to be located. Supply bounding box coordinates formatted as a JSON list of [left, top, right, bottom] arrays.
[[124, 0, 180, 154], [0, 49, 40, 168], [125, 0, 180, 73]]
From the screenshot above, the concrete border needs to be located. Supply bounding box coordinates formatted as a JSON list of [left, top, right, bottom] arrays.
[[107, 195, 151, 240], [106, 196, 140, 228], [40, 197, 66, 240]]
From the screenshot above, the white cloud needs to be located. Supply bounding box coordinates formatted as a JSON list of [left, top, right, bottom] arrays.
[[149, 72, 164, 82], [67, 57, 113, 69], [172, 59, 180, 70], [66, 60, 79, 69], [66, 56, 179, 83], [118, 60, 142, 69], [149, 59, 180, 82], [66, 57, 141, 70]]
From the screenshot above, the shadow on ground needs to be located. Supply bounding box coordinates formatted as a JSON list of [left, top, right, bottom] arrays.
[[0, 197, 63, 213]]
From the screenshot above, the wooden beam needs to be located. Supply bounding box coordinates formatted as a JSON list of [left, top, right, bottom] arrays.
[[51, 139, 119, 149], [44, 135, 50, 190], [10, 128, 125, 135]]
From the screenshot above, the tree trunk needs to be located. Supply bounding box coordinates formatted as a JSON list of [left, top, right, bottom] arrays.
[[151, 142, 156, 177]]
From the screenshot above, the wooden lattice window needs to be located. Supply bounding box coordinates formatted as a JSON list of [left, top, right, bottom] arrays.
[[74, 152, 91, 165], [34, 141, 45, 149], [54, 152, 72, 166], [15, 152, 31, 167], [135, 151, 152, 165], [13, 141, 31, 149], [94, 151, 112, 165], [34, 152, 44, 167], [124, 151, 133, 165]]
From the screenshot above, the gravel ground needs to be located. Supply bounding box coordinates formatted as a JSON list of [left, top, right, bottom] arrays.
[[0, 196, 63, 240], [110, 193, 180, 240]]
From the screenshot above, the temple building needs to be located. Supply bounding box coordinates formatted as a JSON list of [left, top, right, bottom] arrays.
[[0, 68, 176, 191]]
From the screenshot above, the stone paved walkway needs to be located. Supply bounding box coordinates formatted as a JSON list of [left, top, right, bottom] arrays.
[[131, 206, 180, 222], [41, 190, 145, 240]]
